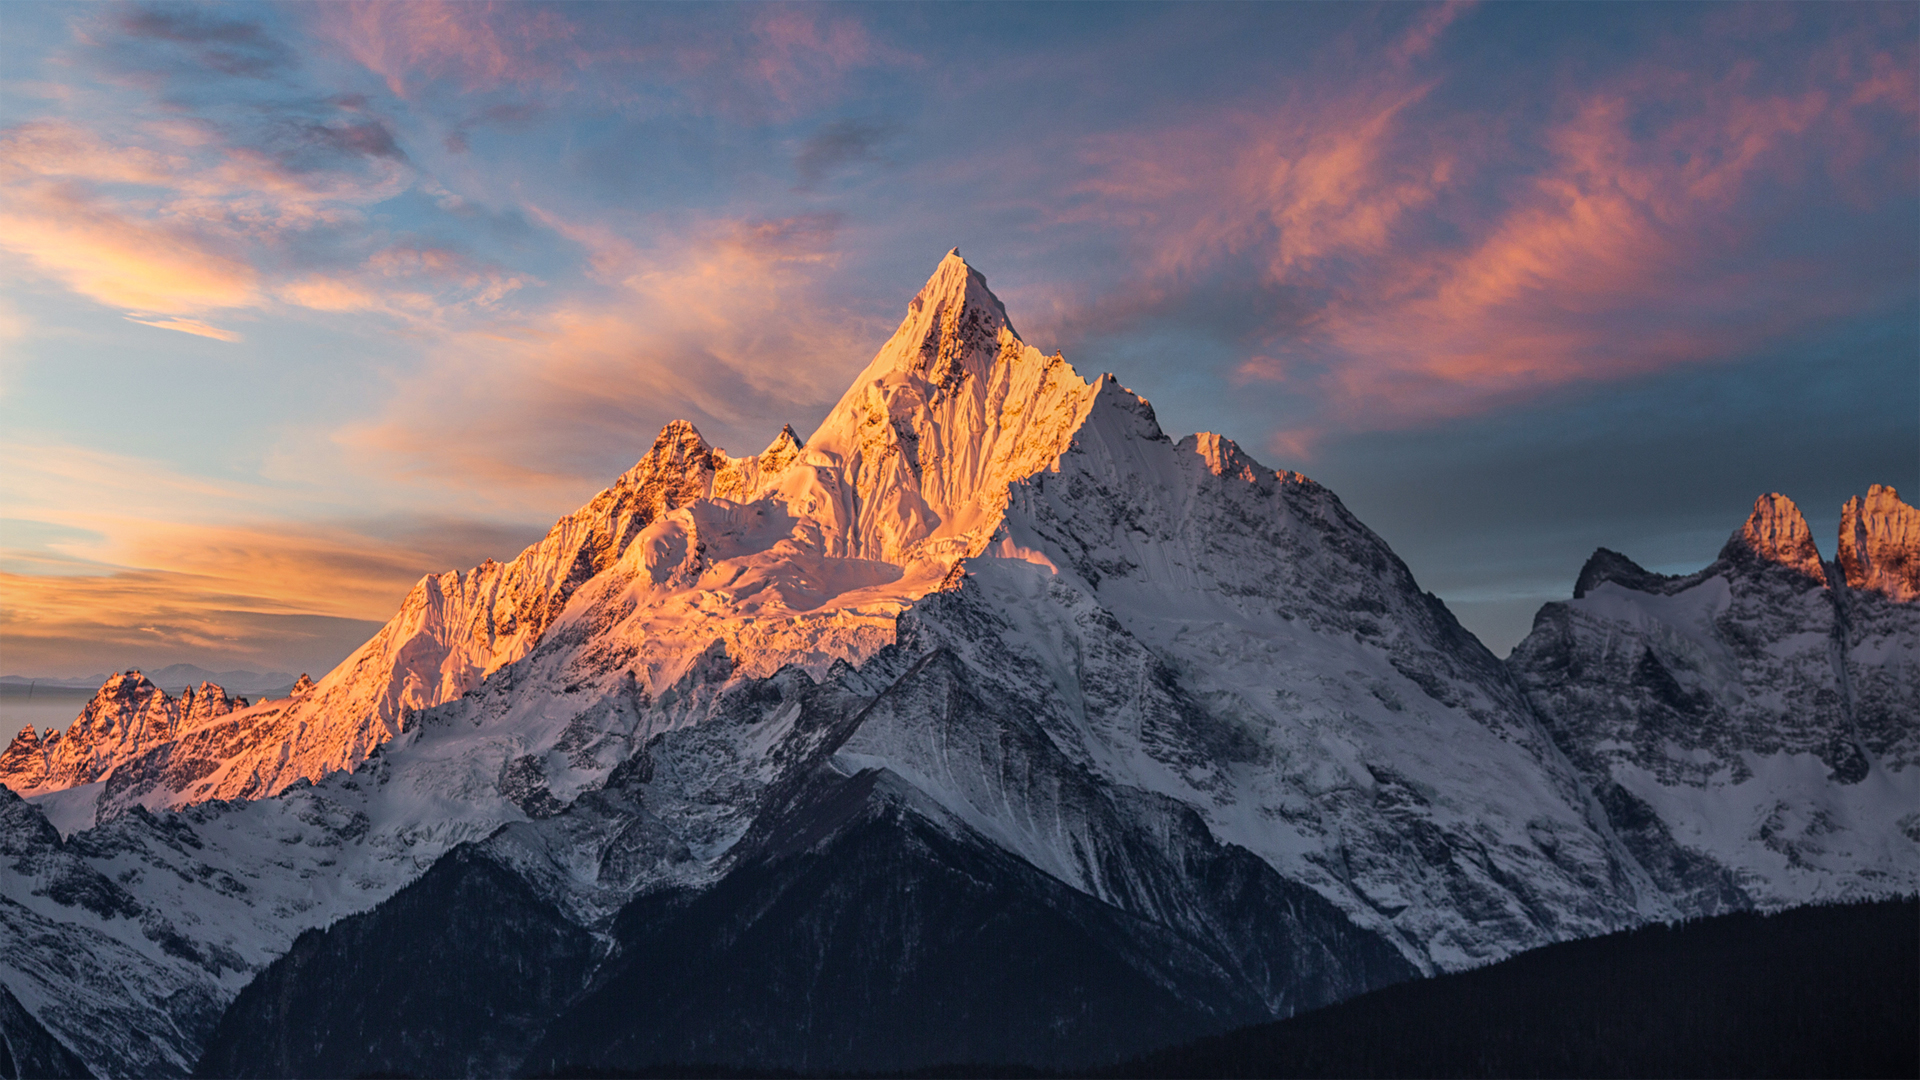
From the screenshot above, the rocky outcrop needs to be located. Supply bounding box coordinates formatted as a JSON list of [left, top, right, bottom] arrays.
[[0, 673, 246, 799], [1723, 492, 1826, 583], [1839, 484, 1919, 602], [1838, 486, 1920, 773], [0, 979, 96, 1080], [1510, 490, 1920, 915]]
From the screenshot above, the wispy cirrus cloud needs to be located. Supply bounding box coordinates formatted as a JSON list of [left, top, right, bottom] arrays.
[[1049, 5, 1917, 454], [338, 210, 882, 492], [311, 0, 586, 99], [0, 101, 410, 337], [280, 241, 530, 319], [0, 438, 546, 675], [0, 7, 530, 341], [309, 1, 911, 119], [123, 314, 242, 342]]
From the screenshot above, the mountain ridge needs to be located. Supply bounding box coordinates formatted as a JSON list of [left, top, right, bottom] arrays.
[[0, 252, 1913, 1079]]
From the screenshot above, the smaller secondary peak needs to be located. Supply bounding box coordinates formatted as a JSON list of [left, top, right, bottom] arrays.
[[756, 424, 805, 477], [1721, 492, 1824, 583], [1839, 484, 1919, 602], [623, 419, 716, 473], [291, 674, 316, 697], [766, 423, 804, 452], [1574, 548, 1681, 599], [653, 419, 710, 447], [101, 670, 159, 694], [1183, 432, 1267, 486]]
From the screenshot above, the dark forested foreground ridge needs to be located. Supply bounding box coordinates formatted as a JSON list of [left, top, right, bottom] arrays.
[[190, 899, 1911, 1080], [508, 900, 1918, 1080], [194, 764, 1414, 1079], [1098, 898, 1919, 1080]]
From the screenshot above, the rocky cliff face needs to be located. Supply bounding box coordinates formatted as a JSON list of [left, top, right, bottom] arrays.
[[1, 254, 1913, 1078], [1837, 486, 1920, 777], [1840, 484, 1920, 603], [0, 673, 247, 798], [2, 421, 812, 822], [1509, 490, 1920, 914]]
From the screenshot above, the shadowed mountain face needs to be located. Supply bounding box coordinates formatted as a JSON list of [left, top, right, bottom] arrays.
[[2, 255, 1914, 1079], [1510, 490, 1920, 913], [193, 847, 596, 1080], [201, 660, 1416, 1078], [0, 981, 94, 1080]]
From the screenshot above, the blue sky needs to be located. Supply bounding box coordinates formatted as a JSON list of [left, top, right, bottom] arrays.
[[1, 1, 1914, 676]]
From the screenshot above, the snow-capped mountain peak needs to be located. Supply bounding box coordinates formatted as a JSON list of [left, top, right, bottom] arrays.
[[4, 254, 1913, 1080], [2, 255, 1107, 818], [789, 248, 1099, 568], [885, 247, 1014, 381], [1187, 431, 1278, 486]]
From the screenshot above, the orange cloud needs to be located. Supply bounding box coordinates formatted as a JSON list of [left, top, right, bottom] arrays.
[[0, 176, 261, 314], [279, 242, 528, 320], [0, 567, 381, 678], [122, 314, 241, 342], [0, 438, 548, 675], [338, 211, 882, 495], [0, 112, 530, 339]]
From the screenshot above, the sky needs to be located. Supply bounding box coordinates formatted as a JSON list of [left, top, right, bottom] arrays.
[[0, 1, 1914, 679]]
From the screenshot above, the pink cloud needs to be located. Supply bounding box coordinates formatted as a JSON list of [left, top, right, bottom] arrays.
[[313, 0, 586, 98], [739, 7, 904, 112], [311, 2, 910, 120], [1065, 11, 1916, 440]]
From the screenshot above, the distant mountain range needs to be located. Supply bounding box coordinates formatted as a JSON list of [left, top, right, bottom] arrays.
[[1, 252, 1913, 1079], [1, 666, 296, 694]]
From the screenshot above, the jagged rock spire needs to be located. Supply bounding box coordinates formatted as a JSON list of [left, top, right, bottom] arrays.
[[1839, 484, 1919, 602], [1721, 492, 1825, 582], [0, 671, 245, 795]]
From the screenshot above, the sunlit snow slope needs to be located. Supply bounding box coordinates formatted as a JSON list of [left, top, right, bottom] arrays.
[[2, 253, 1914, 1079]]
